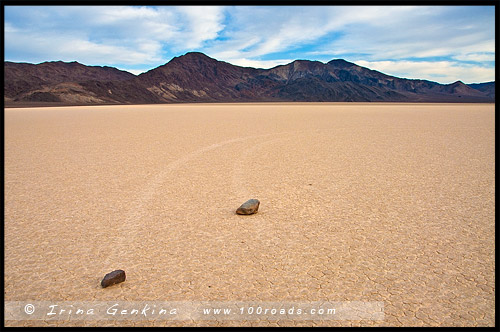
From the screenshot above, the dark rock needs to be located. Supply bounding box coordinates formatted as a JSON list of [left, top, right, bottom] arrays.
[[101, 270, 126, 288], [236, 199, 260, 215]]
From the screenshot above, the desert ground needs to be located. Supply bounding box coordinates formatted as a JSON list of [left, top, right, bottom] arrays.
[[4, 103, 495, 327]]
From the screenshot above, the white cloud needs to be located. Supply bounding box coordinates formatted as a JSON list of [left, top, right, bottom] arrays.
[[5, 30, 163, 65], [4, 22, 18, 33], [118, 68, 148, 75], [90, 6, 161, 24], [208, 6, 441, 61], [173, 6, 225, 49], [354, 60, 495, 84], [205, 6, 494, 84], [452, 52, 495, 62], [205, 7, 328, 60], [4, 5, 495, 83], [4, 6, 225, 66], [303, 6, 494, 65], [222, 58, 296, 69]]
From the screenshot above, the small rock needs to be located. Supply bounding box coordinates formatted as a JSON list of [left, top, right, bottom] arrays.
[[101, 270, 126, 288], [236, 199, 260, 215]]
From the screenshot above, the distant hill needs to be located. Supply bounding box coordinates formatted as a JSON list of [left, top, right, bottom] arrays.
[[4, 52, 495, 106], [467, 82, 495, 99], [4, 61, 137, 103]]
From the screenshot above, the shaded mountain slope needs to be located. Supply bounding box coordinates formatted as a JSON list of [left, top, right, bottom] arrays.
[[4, 52, 495, 106]]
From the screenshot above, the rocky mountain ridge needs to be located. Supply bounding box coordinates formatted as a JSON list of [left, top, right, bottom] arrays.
[[4, 52, 495, 106]]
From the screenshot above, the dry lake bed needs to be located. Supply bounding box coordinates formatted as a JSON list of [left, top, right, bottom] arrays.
[[4, 103, 495, 326]]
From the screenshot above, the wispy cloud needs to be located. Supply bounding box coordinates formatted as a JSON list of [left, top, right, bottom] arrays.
[[452, 52, 495, 62], [4, 5, 495, 83], [314, 6, 494, 61], [221, 58, 296, 69], [4, 6, 225, 66], [173, 6, 225, 49], [355, 60, 495, 84]]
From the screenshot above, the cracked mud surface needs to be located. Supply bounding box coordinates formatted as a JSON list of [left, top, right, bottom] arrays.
[[4, 103, 495, 327]]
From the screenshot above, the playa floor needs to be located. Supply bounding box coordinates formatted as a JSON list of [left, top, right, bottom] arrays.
[[4, 103, 495, 326]]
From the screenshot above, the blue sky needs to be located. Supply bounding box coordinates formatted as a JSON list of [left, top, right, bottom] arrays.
[[4, 5, 495, 84]]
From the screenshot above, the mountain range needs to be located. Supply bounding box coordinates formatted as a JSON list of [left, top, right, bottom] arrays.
[[4, 52, 495, 106]]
